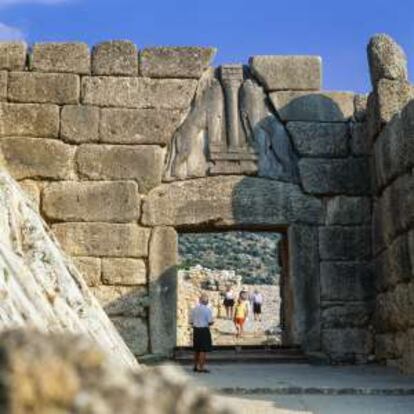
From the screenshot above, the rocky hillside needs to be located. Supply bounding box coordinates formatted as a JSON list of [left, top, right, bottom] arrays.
[[178, 232, 281, 285]]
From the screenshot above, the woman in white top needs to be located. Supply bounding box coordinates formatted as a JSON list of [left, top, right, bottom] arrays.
[[223, 286, 235, 320]]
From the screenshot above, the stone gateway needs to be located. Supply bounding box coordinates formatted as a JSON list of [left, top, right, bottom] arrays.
[[0, 35, 412, 373]]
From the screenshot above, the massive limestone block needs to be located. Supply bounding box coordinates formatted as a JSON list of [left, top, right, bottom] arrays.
[[270, 91, 354, 122], [0, 103, 59, 137], [322, 328, 373, 362], [0, 330, 231, 414], [0, 41, 27, 70], [90, 285, 148, 317], [76, 144, 165, 193], [52, 223, 150, 257], [72, 257, 101, 287], [0, 138, 76, 180], [322, 303, 372, 329], [8, 72, 80, 104], [375, 79, 414, 124], [319, 226, 371, 261], [82, 76, 197, 109], [326, 196, 371, 225], [18, 179, 41, 210], [31, 42, 90, 74], [287, 225, 320, 351], [367, 34, 408, 85], [299, 158, 371, 195], [287, 122, 349, 157], [402, 328, 414, 374], [320, 262, 373, 301], [92, 40, 138, 76], [140, 47, 216, 78], [0, 172, 137, 369], [0, 71, 6, 101], [249, 55, 321, 91], [42, 181, 140, 222], [102, 258, 147, 285], [350, 122, 370, 156], [149, 227, 178, 355], [61, 105, 100, 144], [142, 176, 324, 227], [111, 316, 149, 355], [100, 108, 184, 145]]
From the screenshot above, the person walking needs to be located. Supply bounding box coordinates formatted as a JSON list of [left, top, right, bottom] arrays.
[[223, 285, 235, 320], [190, 293, 214, 373], [252, 289, 263, 322], [234, 292, 249, 339]]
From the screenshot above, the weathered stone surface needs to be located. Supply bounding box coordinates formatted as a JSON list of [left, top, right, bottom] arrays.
[[375, 282, 414, 332], [90, 285, 148, 317], [42, 181, 140, 222], [149, 227, 178, 355], [326, 196, 371, 225], [0, 103, 59, 137], [76, 144, 165, 193], [0, 71, 6, 101], [0, 138, 75, 180], [350, 122, 370, 155], [142, 176, 324, 227], [322, 329, 373, 360], [102, 258, 147, 285], [111, 317, 149, 355], [287, 122, 349, 157], [100, 108, 183, 145], [0, 41, 27, 70], [0, 174, 138, 369], [319, 226, 371, 261], [31, 42, 90, 74], [82, 76, 197, 109], [250, 55, 321, 91], [410, 230, 414, 279], [0, 330, 229, 414], [140, 47, 216, 78], [354, 94, 368, 121], [402, 328, 414, 374], [72, 256, 101, 287], [92, 40, 138, 75], [61, 105, 100, 144], [320, 261, 373, 301], [376, 173, 414, 244], [52, 223, 150, 257], [18, 179, 41, 209], [270, 91, 354, 122], [299, 158, 371, 195], [367, 34, 408, 85], [375, 333, 400, 360], [287, 226, 320, 351], [375, 79, 414, 124], [322, 303, 372, 328], [386, 233, 413, 286], [8, 72, 79, 104]]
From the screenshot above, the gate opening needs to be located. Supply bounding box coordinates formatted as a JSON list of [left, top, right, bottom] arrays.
[[176, 231, 288, 348]]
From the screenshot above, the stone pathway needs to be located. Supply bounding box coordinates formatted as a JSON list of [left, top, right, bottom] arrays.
[[169, 363, 414, 413]]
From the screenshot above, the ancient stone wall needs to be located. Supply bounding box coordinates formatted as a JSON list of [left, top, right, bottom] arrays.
[[0, 40, 374, 362], [366, 35, 414, 373]]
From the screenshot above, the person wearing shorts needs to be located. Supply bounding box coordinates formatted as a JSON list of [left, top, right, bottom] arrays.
[[190, 293, 214, 373], [234, 293, 249, 338], [252, 289, 263, 322], [223, 286, 235, 319]]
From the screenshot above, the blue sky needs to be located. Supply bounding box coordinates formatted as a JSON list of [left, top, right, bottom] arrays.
[[0, 0, 413, 92]]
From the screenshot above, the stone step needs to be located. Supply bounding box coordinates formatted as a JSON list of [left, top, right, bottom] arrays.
[[174, 346, 309, 364]]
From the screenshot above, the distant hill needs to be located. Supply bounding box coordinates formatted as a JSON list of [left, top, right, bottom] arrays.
[[178, 231, 281, 285]]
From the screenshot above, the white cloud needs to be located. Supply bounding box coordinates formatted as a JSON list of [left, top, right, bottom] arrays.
[[0, 0, 68, 7], [0, 22, 24, 40]]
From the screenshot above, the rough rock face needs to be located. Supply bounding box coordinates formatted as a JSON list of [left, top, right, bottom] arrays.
[[367, 34, 408, 85], [0, 330, 232, 414], [0, 169, 137, 369]]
